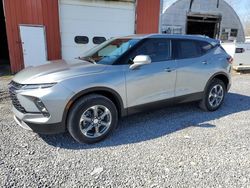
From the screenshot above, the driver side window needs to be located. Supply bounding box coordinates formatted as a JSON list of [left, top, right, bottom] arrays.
[[129, 38, 171, 63]]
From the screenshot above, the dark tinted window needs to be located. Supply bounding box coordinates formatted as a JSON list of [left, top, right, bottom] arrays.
[[130, 38, 171, 62], [173, 40, 199, 59], [197, 41, 213, 54], [172, 39, 213, 59], [93, 36, 106, 44], [75, 36, 89, 44], [230, 29, 238, 37]]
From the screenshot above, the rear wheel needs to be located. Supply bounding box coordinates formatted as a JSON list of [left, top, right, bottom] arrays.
[[199, 78, 226, 111], [67, 94, 118, 144]]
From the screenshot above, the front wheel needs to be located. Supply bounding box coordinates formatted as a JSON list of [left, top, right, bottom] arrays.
[[67, 94, 118, 144], [199, 78, 226, 111]]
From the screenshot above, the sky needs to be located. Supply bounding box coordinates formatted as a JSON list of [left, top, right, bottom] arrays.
[[226, 0, 250, 22], [163, 0, 250, 25]]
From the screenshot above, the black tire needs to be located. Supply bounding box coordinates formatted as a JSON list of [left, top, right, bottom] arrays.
[[67, 94, 118, 144], [199, 78, 226, 111]]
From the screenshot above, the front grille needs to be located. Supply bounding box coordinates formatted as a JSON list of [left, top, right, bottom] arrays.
[[9, 81, 23, 90], [8, 81, 26, 113]]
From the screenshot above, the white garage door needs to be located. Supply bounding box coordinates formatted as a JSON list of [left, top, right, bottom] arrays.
[[59, 0, 135, 60]]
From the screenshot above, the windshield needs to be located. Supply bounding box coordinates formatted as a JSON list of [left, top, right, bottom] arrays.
[[80, 38, 140, 65]]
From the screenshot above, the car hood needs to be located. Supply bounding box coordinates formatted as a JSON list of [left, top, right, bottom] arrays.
[[13, 59, 107, 84]]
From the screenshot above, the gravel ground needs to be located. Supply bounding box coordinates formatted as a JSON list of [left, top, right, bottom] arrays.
[[0, 74, 250, 188]]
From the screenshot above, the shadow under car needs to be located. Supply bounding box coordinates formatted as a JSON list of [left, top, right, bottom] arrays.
[[39, 92, 250, 149]]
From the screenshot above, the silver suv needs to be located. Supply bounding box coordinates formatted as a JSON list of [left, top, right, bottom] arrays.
[[9, 34, 232, 143]]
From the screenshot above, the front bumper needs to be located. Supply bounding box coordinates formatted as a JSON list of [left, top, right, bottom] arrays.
[[14, 115, 65, 134], [9, 81, 74, 134], [9, 81, 74, 122]]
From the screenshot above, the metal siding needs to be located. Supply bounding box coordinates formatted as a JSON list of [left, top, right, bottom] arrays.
[[3, 0, 61, 73], [162, 0, 245, 42], [136, 0, 160, 34]]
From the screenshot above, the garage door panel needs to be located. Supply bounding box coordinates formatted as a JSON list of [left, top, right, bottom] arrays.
[[62, 46, 89, 60], [60, 0, 135, 60], [60, 19, 134, 35], [61, 30, 133, 47], [60, 4, 134, 22]]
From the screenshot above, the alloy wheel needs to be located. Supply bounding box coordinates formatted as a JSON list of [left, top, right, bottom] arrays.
[[79, 105, 112, 138], [208, 84, 224, 108]]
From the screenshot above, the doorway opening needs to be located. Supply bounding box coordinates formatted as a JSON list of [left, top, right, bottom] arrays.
[[0, 0, 10, 75], [186, 13, 221, 39]]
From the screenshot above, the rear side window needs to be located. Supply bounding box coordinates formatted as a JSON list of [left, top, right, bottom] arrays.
[[172, 39, 200, 59], [197, 41, 213, 54], [130, 38, 171, 62], [172, 39, 213, 59]]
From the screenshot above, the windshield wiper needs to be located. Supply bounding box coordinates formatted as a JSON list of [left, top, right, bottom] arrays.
[[78, 57, 96, 64]]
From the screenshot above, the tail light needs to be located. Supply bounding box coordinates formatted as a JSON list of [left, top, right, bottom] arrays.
[[227, 56, 233, 64]]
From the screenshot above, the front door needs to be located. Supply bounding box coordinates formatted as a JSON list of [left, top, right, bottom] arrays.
[[125, 38, 176, 108], [19, 25, 47, 67]]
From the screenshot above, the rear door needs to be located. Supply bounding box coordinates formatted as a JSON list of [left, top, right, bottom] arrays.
[[173, 39, 214, 96], [125, 38, 177, 108]]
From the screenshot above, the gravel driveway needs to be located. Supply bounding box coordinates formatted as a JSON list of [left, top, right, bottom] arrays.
[[0, 74, 250, 187]]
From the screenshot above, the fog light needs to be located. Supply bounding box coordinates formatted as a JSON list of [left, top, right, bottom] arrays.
[[34, 98, 50, 117]]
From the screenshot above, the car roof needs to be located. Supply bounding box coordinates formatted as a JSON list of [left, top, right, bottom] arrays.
[[123, 34, 219, 45]]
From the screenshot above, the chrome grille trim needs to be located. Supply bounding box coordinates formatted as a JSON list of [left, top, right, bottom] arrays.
[[8, 81, 27, 113], [8, 81, 24, 90]]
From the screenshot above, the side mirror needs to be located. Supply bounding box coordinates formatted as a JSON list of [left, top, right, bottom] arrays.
[[129, 55, 151, 70]]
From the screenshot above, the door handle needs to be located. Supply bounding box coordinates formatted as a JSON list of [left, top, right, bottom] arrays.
[[164, 67, 174, 72], [202, 61, 208, 65]]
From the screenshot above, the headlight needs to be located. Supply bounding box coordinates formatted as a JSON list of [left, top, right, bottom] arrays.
[[21, 83, 56, 90]]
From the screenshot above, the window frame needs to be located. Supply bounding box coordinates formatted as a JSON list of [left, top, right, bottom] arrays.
[[115, 38, 216, 65], [115, 38, 173, 65], [171, 39, 214, 60]]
